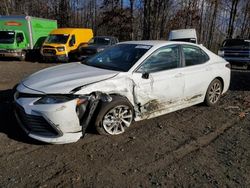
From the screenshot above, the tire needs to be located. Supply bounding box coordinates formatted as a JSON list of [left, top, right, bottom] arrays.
[[18, 51, 26, 61], [204, 79, 222, 106], [70, 45, 85, 62], [95, 95, 134, 135]]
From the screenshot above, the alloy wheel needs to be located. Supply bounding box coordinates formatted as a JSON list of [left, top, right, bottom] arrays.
[[208, 81, 221, 104], [102, 105, 133, 135]]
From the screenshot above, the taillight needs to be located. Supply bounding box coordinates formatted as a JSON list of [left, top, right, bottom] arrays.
[[225, 63, 231, 69]]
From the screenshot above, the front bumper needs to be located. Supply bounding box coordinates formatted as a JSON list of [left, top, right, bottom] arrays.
[[14, 96, 83, 144], [0, 51, 22, 58], [44, 55, 68, 62]]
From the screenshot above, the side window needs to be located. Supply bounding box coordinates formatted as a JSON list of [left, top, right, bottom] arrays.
[[137, 45, 180, 73], [182, 45, 209, 66], [16, 33, 24, 43], [69, 35, 76, 46]]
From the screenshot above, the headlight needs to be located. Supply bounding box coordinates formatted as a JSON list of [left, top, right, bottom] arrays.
[[57, 47, 65, 52], [34, 96, 73, 105], [218, 50, 224, 57], [34, 95, 89, 105]]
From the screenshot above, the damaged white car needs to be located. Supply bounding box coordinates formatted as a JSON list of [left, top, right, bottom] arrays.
[[14, 41, 230, 144]]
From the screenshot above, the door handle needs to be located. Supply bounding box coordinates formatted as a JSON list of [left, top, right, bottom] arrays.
[[174, 73, 183, 78]]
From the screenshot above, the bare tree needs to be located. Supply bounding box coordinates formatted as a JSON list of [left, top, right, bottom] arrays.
[[227, 0, 240, 38], [0, 0, 248, 51]]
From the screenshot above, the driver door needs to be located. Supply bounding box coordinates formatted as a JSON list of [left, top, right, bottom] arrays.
[[131, 45, 185, 118]]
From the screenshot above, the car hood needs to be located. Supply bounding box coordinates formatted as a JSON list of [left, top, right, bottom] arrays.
[[21, 62, 119, 94]]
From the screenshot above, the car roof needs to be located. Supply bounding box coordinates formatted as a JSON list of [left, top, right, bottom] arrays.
[[119, 40, 200, 48], [50, 28, 92, 35]]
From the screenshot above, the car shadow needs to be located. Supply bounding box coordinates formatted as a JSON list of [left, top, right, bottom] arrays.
[[230, 70, 250, 91], [0, 89, 45, 145]]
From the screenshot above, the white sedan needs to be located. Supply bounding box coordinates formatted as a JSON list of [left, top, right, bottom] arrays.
[[14, 41, 231, 144]]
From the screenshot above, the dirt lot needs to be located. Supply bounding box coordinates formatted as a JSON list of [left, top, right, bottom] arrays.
[[0, 61, 249, 187]]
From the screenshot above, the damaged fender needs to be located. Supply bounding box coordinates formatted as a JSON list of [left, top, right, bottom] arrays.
[[80, 92, 112, 136]]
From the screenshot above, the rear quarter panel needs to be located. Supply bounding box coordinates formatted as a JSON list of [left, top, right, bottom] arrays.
[[204, 48, 231, 94]]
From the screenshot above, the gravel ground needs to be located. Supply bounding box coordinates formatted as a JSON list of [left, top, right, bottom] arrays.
[[0, 61, 249, 187]]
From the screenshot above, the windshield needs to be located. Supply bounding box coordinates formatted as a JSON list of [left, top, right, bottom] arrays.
[[0, 31, 15, 44], [89, 37, 111, 45], [84, 44, 152, 72], [223, 39, 250, 48], [45, 34, 69, 44]]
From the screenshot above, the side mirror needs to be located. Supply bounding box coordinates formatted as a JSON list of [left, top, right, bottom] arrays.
[[17, 36, 23, 43], [142, 72, 149, 79], [69, 39, 74, 47], [69, 36, 76, 47]]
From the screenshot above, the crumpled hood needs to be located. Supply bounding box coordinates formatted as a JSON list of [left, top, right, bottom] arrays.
[[21, 62, 119, 94]]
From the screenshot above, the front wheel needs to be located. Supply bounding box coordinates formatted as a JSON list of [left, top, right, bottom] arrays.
[[204, 79, 222, 106], [95, 96, 134, 135]]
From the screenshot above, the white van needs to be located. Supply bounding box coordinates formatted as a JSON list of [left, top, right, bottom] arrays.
[[168, 29, 197, 44]]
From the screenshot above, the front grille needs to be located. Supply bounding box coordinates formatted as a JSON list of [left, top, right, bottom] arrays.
[[43, 49, 56, 55], [224, 50, 250, 58], [42, 45, 54, 48], [15, 104, 59, 137]]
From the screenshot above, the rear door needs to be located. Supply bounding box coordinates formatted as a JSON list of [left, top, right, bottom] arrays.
[[180, 44, 211, 102]]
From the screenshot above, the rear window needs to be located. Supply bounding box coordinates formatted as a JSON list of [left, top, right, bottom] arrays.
[[223, 39, 250, 47], [89, 37, 111, 45], [182, 45, 209, 66]]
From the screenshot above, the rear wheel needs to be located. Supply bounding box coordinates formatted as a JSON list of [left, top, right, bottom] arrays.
[[204, 79, 222, 106], [95, 96, 134, 135]]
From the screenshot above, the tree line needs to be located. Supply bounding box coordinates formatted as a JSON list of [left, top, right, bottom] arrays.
[[0, 0, 249, 51]]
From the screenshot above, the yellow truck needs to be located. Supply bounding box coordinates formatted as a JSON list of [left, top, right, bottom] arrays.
[[41, 28, 93, 62]]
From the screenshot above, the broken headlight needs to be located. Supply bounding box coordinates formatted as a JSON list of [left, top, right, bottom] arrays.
[[34, 96, 74, 105]]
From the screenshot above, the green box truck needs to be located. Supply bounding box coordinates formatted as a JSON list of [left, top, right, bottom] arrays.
[[0, 16, 57, 60]]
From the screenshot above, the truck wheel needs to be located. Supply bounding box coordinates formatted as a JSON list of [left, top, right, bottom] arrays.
[[18, 51, 26, 61], [95, 96, 134, 135], [204, 79, 222, 106]]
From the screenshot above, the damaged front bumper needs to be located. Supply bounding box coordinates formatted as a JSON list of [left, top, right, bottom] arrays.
[[14, 90, 111, 144], [14, 96, 85, 144]]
